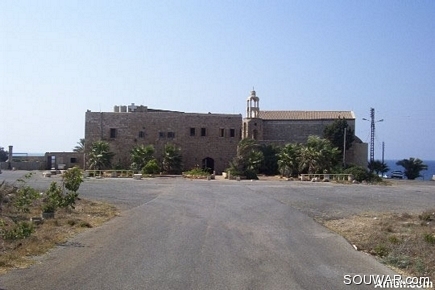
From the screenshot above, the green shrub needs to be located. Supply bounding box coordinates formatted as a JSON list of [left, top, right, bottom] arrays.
[[244, 169, 259, 180], [184, 168, 209, 177], [384, 254, 411, 269], [142, 159, 160, 175], [13, 173, 39, 213], [67, 220, 77, 226], [79, 221, 92, 228], [388, 235, 400, 244], [344, 166, 369, 182], [62, 167, 83, 192], [423, 233, 435, 244], [225, 167, 242, 177], [14, 185, 39, 213], [1, 221, 34, 240], [374, 243, 389, 257], [419, 211, 433, 221]]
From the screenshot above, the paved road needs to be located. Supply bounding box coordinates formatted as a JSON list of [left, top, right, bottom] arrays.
[[1, 172, 434, 289]]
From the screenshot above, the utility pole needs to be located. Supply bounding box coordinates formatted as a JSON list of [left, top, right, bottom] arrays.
[[370, 108, 375, 162], [381, 141, 385, 164], [363, 108, 384, 163], [343, 127, 347, 167]]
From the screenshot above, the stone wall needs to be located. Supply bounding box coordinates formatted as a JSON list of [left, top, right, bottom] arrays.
[[0, 158, 46, 171], [346, 142, 368, 168], [85, 111, 242, 174], [262, 119, 356, 144], [45, 152, 84, 170], [253, 118, 366, 166]]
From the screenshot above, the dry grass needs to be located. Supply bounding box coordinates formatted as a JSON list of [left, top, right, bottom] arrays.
[[324, 210, 435, 284], [0, 198, 118, 274]]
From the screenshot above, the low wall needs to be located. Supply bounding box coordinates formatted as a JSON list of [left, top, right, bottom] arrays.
[[0, 161, 46, 171]]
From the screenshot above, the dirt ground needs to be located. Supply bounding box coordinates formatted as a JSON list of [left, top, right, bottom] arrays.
[[0, 198, 118, 274], [323, 210, 435, 287]]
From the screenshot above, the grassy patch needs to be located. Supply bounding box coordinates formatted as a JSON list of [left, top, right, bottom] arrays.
[[0, 199, 118, 274], [323, 210, 435, 283]]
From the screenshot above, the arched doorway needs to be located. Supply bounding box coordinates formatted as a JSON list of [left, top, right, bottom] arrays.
[[202, 157, 214, 174]]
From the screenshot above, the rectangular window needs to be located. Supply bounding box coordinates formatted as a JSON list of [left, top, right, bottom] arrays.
[[138, 131, 145, 138], [167, 132, 175, 138], [230, 129, 235, 137], [190, 128, 196, 136], [219, 128, 225, 137], [110, 128, 117, 138], [201, 128, 206, 137], [70, 158, 77, 163], [159, 132, 166, 138]]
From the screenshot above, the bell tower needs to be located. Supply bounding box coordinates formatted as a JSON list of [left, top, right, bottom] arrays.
[[246, 89, 259, 118], [243, 88, 263, 140]]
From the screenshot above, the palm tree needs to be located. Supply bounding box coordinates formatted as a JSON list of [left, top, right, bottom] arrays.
[[229, 138, 264, 174], [130, 145, 155, 172], [162, 144, 182, 174], [396, 158, 428, 180], [277, 143, 300, 177], [368, 160, 389, 176], [299, 136, 340, 174], [87, 141, 114, 170], [73, 138, 85, 153], [259, 144, 280, 175]]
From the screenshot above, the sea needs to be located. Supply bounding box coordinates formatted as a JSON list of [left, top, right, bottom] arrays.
[[384, 159, 435, 181]]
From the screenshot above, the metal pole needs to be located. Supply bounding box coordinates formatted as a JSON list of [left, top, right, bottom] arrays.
[[343, 127, 347, 167], [370, 108, 375, 163]]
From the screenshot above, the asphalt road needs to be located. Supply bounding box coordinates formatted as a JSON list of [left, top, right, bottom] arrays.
[[1, 172, 434, 290]]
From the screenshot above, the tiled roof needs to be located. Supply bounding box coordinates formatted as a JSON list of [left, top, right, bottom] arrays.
[[258, 111, 355, 120]]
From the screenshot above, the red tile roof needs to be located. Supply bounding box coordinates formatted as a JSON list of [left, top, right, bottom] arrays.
[[258, 111, 355, 120]]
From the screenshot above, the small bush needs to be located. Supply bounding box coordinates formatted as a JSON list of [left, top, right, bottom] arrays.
[[419, 211, 434, 221], [2, 221, 34, 240], [414, 259, 427, 275], [343, 166, 368, 182], [184, 168, 209, 177], [142, 159, 160, 175], [423, 233, 435, 245], [388, 235, 400, 244], [244, 169, 259, 180], [374, 243, 389, 257], [384, 254, 411, 269], [79, 221, 92, 228]]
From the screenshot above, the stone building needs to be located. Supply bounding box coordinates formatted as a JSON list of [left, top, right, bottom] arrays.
[[85, 104, 242, 173], [242, 90, 368, 167], [0, 146, 83, 171], [84, 90, 368, 174]]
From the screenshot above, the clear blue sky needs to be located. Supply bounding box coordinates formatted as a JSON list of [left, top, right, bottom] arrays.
[[1, 1, 434, 160]]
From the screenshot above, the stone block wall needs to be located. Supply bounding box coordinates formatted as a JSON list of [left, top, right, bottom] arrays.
[[45, 152, 84, 170], [85, 111, 242, 173], [262, 119, 356, 144]]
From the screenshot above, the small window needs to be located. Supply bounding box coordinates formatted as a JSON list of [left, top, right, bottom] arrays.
[[70, 158, 77, 163], [190, 128, 196, 136], [201, 128, 206, 137], [110, 128, 117, 138], [138, 131, 145, 138], [219, 128, 225, 137], [230, 129, 235, 137], [159, 132, 166, 138], [167, 132, 175, 138]]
